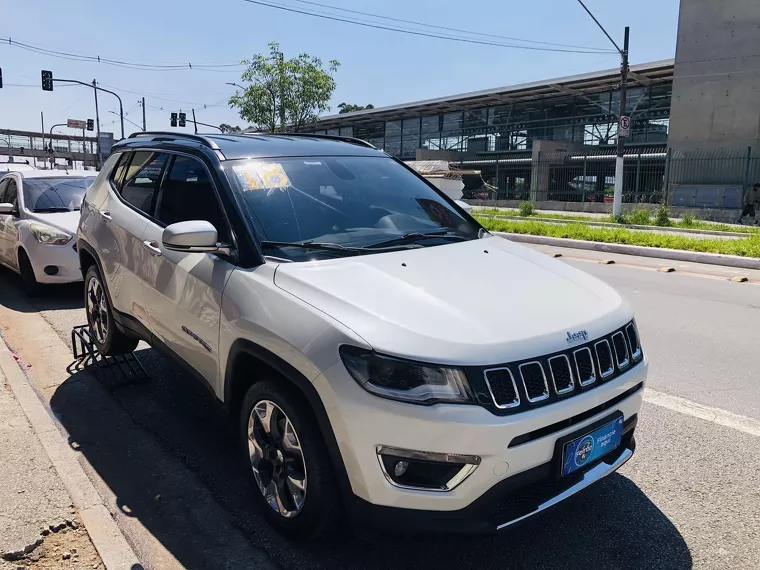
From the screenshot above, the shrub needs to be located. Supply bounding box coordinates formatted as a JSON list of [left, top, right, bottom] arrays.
[[680, 212, 696, 227], [518, 201, 535, 217], [655, 203, 672, 227], [628, 208, 652, 225]]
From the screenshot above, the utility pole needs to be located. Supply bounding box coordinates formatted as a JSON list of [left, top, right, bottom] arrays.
[[279, 51, 285, 132], [192, 109, 198, 134], [93, 79, 101, 169], [82, 128, 87, 169], [142, 97, 146, 131], [577, 0, 630, 218], [40, 112, 45, 170]]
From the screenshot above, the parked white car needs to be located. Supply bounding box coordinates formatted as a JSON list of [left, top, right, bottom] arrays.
[[0, 169, 97, 287], [78, 132, 646, 540]]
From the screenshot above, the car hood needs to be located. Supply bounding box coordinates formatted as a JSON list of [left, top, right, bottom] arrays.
[[25, 210, 81, 234], [273, 236, 632, 366]]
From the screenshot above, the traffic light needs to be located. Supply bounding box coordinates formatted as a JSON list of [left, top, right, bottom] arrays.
[[178, 112, 186, 127], [86, 119, 94, 132], [41, 70, 53, 91], [170, 112, 177, 127]]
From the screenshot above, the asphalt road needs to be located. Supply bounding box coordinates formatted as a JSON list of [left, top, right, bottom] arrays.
[[0, 246, 759, 570]]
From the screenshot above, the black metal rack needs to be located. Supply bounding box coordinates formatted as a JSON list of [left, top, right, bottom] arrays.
[[69, 324, 149, 388]]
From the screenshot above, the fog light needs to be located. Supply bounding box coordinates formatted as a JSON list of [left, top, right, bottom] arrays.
[[377, 446, 480, 491], [393, 460, 409, 477], [44, 265, 59, 276]]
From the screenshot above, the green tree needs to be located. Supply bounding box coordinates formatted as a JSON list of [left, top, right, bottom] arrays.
[[219, 124, 243, 133], [229, 42, 339, 132], [338, 103, 375, 114]]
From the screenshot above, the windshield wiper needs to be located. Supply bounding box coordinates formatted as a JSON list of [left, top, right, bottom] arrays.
[[261, 240, 367, 255], [33, 207, 74, 213], [364, 230, 471, 249]]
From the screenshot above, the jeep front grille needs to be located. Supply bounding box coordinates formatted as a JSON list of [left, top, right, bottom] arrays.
[[595, 340, 615, 379], [548, 355, 574, 395], [483, 368, 520, 409], [476, 321, 643, 415], [519, 362, 549, 403]]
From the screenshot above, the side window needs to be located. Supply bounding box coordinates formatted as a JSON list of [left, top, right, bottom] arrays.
[[0, 179, 9, 203], [156, 155, 230, 242], [4, 180, 18, 208], [120, 152, 169, 215], [111, 152, 131, 190]]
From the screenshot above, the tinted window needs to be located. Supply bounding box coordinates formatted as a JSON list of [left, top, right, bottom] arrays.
[[22, 178, 92, 212], [156, 156, 229, 242], [225, 156, 479, 260], [4, 180, 18, 208], [111, 153, 130, 189], [120, 152, 168, 215], [0, 179, 9, 203]]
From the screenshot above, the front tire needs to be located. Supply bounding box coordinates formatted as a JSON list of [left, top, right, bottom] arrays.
[[84, 265, 138, 356], [239, 379, 343, 540], [17, 249, 41, 295]]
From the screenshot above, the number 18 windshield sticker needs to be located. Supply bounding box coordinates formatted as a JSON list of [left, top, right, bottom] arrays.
[[232, 162, 291, 196]]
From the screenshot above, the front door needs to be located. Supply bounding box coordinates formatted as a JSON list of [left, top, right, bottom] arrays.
[[140, 154, 237, 391], [0, 178, 20, 271]]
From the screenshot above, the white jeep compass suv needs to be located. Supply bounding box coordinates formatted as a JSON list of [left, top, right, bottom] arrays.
[[77, 132, 646, 539]]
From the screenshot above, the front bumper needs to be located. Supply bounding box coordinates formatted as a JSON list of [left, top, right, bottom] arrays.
[[24, 238, 82, 284], [314, 357, 646, 531]]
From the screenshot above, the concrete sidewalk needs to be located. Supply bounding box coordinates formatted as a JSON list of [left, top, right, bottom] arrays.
[[0, 358, 102, 569]]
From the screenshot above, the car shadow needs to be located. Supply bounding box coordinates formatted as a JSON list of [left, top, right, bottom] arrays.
[[0, 267, 83, 312], [50, 347, 693, 570]]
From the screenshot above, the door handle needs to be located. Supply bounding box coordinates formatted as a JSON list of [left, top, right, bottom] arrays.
[[142, 240, 162, 256], [99, 210, 112, 221]]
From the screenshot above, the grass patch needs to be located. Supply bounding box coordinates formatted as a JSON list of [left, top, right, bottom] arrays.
[[476, 217, 760, 258], [474, 207, 760, 234]]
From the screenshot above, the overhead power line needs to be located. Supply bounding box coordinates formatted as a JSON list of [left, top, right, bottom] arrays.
[[241, 0, 616, 54], [291, 0, 616, 52], [0, 37, 244, 71]]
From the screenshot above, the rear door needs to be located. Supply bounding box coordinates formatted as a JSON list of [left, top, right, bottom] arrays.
[[139, 153, 237, 390], [94, 151, 169, 328]]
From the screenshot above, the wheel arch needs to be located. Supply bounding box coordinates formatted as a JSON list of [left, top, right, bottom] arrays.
[[224, 339, 352, 498]]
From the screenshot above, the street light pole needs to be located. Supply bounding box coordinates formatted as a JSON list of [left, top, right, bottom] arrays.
[[576, 0, 630, 218], [93, 80, 102, 169], [142, 97, 146, 132]]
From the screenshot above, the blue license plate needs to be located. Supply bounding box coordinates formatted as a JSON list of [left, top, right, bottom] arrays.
[[561, 416, 624, 477]]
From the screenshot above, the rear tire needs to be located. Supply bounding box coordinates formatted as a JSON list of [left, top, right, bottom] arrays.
[[17, 249, 42, 295], [84, 265, 138, 356], [239, 379, 343, 540]]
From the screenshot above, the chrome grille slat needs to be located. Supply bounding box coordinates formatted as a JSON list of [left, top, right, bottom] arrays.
[[626, 323, 642, 362], [483, 368, 520, 409], [611, 332, 630, 370], [519, 362, 549, 403], [595, 340, 615, 379], [548, 355, 574, 395], [573, 347, 596, 386]]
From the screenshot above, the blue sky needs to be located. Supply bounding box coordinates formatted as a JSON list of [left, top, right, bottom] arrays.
[[1, 0, 679, 136]]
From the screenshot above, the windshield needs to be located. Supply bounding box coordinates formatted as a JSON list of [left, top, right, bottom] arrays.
[[224, 155, 481, 260], [22, 177, 92, 212]]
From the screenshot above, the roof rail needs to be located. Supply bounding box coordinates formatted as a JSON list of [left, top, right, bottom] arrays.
[[127, 131, 221, 150], [242, 131, 377, 150]]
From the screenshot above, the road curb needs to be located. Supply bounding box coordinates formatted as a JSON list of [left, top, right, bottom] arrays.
[[0, 336, 142, 569], [494, 232, 760, 270]]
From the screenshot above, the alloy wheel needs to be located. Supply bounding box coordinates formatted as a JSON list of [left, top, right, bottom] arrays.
[[86, 275, 109, 345], [247, 400, 308, 518]]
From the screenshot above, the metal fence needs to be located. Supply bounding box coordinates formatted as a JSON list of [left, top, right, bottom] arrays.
[[459, 146, 760, 208]]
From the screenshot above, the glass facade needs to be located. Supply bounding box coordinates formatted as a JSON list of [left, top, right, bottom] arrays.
[[308, 82, 672, 158]]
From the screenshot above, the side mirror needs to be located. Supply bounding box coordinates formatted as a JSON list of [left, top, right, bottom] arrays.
[[0, 203, 14, 215], [162, 220, 233, 256]]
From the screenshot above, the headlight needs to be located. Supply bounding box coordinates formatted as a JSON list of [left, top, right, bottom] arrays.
[[29, 222, 71, 245], [339, 346, 474, 405]]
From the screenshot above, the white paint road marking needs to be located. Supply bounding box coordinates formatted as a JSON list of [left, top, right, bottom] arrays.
[[644, 388, 760, 437]]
